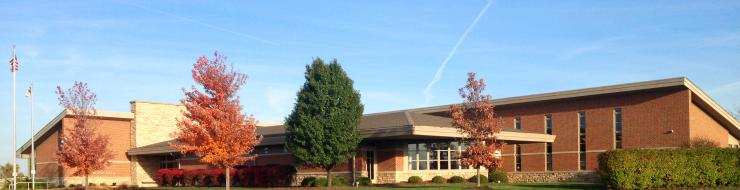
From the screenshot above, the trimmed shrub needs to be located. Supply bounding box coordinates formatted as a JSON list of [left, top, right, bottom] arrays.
[[408, 176, 423, 184], [448, 176, 465, 183], [599, 148, 740, 189], [357, 177, 372, 186], [488, 169, 508, 183], [332, 177, 347, 186], [468, 175, 487, 183], [431, 176, 446, 183], [315, 177, 329, 187], [301, 177, 317, 187]]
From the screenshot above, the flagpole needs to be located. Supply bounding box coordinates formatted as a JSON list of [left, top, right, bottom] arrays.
[[28, 84, 35, 190], [11, 45, 18, 190]]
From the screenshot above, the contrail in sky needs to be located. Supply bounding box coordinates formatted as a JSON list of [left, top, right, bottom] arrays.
[[423, 0, 493, 104], [125, 2, 278, 45]]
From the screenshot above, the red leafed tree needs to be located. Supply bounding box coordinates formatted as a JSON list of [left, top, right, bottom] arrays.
[[450, 72, 503, 187], [56, 82, 114, 190], [173, 51, 262, 190]]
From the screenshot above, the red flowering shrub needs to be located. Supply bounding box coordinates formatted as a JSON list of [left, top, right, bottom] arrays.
[[195, 170, 208, 187], [155, 169, 168, 186], [236, 167, 254, 187], [183, 170, 198, 186], [155, 169, 185, 186], [155, 165, 296, 187]]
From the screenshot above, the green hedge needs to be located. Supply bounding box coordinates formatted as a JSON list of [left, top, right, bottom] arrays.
[[488, 169, 508, 183], [599, 148, 740, 189], [407, 176, 423, 184]]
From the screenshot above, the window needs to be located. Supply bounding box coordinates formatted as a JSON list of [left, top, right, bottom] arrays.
[[515, 118, 521, 129], [515, 144, 522, 172], [160, 155, 179, 169], [408, 144, 417, 170], [546, 143, 552, 171], [259, 145, 286, 155], [615, 108, 623, 149], [545, 114, 552, 135], [578, 112, 586, 170], [407, 142, 464, 170]]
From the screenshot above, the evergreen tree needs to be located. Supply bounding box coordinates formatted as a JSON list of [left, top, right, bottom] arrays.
[[285, 58, 363, 186]]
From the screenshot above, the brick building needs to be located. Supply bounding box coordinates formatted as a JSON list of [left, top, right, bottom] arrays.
[[16, 77, 740, 186]]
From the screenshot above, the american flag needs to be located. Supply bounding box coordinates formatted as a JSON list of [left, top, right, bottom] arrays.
[[9, 46, 19, 72]]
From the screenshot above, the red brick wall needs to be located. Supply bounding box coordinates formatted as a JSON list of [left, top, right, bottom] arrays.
[[60, 117, 132, 177], [689, 100, 730, 147], [497, 87, 692, 172], [35, 125, 61, 179]]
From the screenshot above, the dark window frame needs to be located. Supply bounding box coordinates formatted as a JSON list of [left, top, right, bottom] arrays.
[[615, 108, 623, 149], [578, 111, 586, 171], [515, 144, 522, 172]]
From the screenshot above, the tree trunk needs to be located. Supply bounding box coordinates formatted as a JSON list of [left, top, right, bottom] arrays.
[[225, 167, 231, 190], [85, 175, 89, 190], [351, 156, 356, 186], [476, 166, 481, 187], [327, 169, 333, 187]]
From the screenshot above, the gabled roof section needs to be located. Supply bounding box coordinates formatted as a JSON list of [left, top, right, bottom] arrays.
[[684, 78, 740, 139], [17, 109, 134, 156]]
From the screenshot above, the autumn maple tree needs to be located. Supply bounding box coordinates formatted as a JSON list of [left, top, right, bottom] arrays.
[[173, 52, 261, 190], [56, 82, 114, 190], [450, 72, 503, 187]]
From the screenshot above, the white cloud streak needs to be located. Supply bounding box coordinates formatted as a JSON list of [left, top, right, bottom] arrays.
[[124, 2, 278, 45], [423, 0, 493, 105]]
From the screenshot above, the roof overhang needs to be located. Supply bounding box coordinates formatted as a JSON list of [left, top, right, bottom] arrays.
[[362, 125, 555, 143], [126, 135, 287, 156], [16, 109, 134, 158], [129, 126, 554, 156]]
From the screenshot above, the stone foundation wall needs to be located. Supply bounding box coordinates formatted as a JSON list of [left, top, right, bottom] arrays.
[[507, 171, 600, 183], [293, 172, 362, 186], [392, 169, 484, 183]]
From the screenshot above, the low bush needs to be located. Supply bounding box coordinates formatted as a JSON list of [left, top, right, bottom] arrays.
[[431, 176, 446, 183], [357, 177, 372, 186], [448, 176, 465, 183], [489, 169, 508, 183], [408, 176, 423, 184], [300, 177, 317, 187], [332, 177, 347, 186], [315, 177, 328, 187], [599, 148, 740, 189], [468, 175, 487, 183]]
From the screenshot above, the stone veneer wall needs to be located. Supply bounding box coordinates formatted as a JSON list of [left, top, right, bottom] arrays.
[[392, 170, 485, 183], [293, 172, 361, 186], [507, 171, 600, 183], [130, 101, 185, 187]]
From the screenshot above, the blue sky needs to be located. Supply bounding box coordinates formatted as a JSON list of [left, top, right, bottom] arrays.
[[1, 0, 740, 172]]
